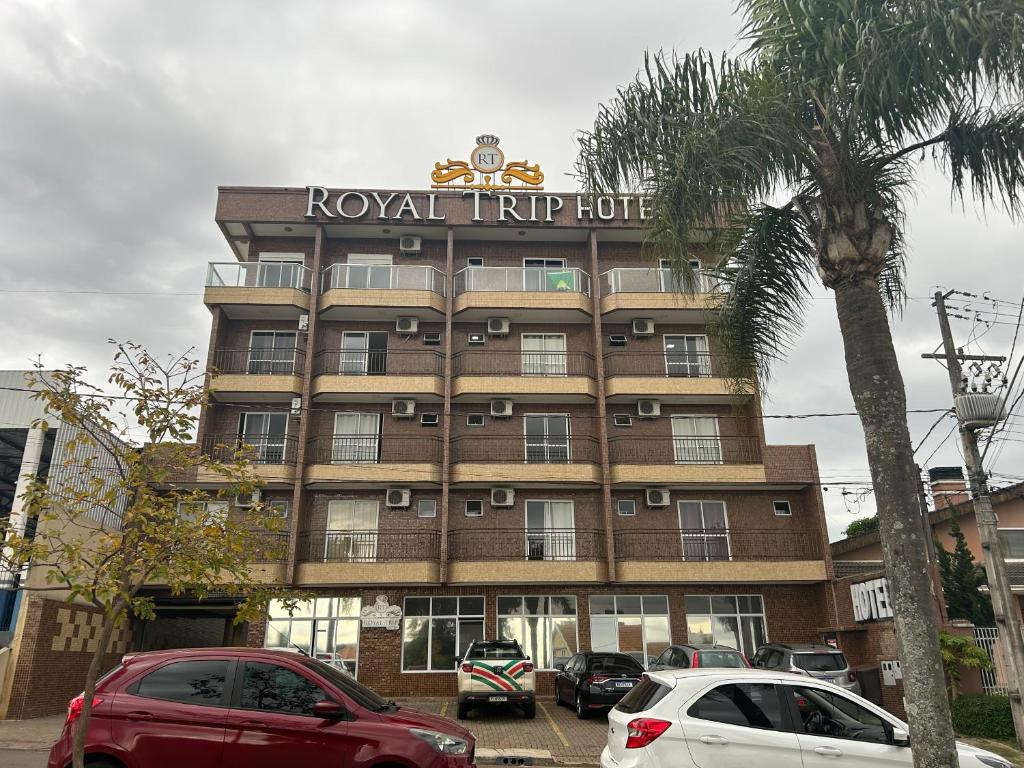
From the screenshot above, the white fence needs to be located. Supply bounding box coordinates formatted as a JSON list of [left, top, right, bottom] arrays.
[[973, 626, 1008, 695]]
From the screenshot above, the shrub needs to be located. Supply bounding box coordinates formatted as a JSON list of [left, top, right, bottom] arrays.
[[951, 695, 1014, 740]]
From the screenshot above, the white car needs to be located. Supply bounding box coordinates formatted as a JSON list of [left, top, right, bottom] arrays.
[[601, 668, 1011, 768]]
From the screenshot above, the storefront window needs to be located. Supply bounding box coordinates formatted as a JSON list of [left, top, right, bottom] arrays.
[[685, 595, 766, 656], [589, 595, 671, 667], [265, 597, 361, 674], [497, 595, 578, 669], [402, 596, 484, 672]]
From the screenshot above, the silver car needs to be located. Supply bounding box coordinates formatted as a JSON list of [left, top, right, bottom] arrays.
[[752, 643, 861, 695]]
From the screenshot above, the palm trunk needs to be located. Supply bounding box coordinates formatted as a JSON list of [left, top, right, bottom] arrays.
[[833, 276, 957, 768], [72, 609, 119, 768]]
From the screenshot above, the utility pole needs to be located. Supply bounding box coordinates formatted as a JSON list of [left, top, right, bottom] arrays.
[[928, 289, 1024, 748]]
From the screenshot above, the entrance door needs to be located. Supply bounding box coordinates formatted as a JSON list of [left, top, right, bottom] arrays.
[[339, 331, 388, 375], [257, 253, 304, 289], [524, 415, 570, 464], [249, 331, 297, 375], [678, 500, 730, 561], [664, 335, 710, 377], [331, 412, 381, 464], [672, 416, 721, 463], [522, 334, 567, 376], [346, 254, 393, 289], [525, 500, 575, 561], [326, 500, 379, 561], [239, 413, 288, 463], [523, 257, 567, 291]]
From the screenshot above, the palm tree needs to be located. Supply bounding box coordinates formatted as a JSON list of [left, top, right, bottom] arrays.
[[577, 2, 1024, 766]]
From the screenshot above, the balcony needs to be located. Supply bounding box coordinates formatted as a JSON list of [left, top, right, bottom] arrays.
[[198, 433, 297, 484], [312, 350, 444, 400], [453, 267, 592, 322], [452, 351, 597, 401], [447, 528, 606, 583], [304, 435, 442, 486], [599, 268, 722, 322], [295, 529, 441, 584], [449, 436, 601, 484], [208, 347, 305, 401], [608, 436, 765, 484], [614, 528, 827, 582], [204, 262, 312, 319], [319, 264, 446, 320], [249, 531, 289, 583], [602, 352, 750, 402]]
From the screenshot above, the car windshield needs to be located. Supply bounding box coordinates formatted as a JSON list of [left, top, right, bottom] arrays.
[[697, 651, 748, 668], [467, 643, 524, 660], [302, 659, 393, 712], [793, 653, 847, 672], [588, 656, 644, 675], [616, 678, 672, 714]]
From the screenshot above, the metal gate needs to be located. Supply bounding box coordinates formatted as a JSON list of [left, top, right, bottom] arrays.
[[974, 626, 1007, 694]]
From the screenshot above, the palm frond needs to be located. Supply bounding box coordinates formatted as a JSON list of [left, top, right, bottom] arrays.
[[942, 104, 1024, 216]]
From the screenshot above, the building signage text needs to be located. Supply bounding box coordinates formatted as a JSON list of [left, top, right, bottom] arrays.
[[851, 578, 894, 622], [360, 594, 402, 630]]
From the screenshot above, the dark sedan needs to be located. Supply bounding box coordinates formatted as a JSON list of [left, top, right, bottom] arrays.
[[553, 652, 645, 719], [647, 643, 750, 671]]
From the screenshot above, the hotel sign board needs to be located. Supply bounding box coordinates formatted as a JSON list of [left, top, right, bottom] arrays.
[[851, 577, 894, 622]]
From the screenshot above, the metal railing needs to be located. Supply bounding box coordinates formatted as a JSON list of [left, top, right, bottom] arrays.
[[250, 531, 290, 563], [608, 436, 762, 465], [614, 529, 822, 561], [212, 348, 306, 376], [313, 349, 444, 377], [297, 529, 441, 563], [454, 266, 592, 296], [206, 262, 312, 291], [201, 433, 298, 464], [453, 351, 596, 378], [600, 267, 720, 295], [306, 434, 443, 464], [320, 263, 446, 295], [448, 528, 605, 561], [603, 351, 718, 378], [450, 435, 600, 465]]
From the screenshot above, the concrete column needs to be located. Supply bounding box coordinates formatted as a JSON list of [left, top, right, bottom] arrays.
[[0, 427, 46, 589]]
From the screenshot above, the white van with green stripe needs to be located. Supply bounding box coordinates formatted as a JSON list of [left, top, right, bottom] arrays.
[[457, 639, 536, 719]]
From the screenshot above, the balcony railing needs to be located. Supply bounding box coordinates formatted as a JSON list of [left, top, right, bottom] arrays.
[[608, 436, 762, 465], [320, 263, 446, 295], [454, 267, 592, 296], [297, 529, 441, 563], [212, 348, 306, 376], [206, 262, 312, 291], [201, 433, 298, 464], [313, 349, 444, 377], [614, 529, 822, 561], [602, 351, 719, 378], [600, 268, 719, 295], [306, 435, 443, 464], [448, 528, 605, 561], [453, 351, 596, 378], [450, 435, 600, 465], [250, 531, 290, 563]]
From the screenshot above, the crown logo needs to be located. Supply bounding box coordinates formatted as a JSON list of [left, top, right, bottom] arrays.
[[430, 133, 544, 191]]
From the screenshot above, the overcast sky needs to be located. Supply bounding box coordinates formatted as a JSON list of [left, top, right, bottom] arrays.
[[1, 0, 1021, 539]]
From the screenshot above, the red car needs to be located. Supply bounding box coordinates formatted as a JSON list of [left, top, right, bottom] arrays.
[[48, 648, 475, 768]]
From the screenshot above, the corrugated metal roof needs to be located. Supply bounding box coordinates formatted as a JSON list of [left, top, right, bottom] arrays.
[[0, 371, 57, 427]]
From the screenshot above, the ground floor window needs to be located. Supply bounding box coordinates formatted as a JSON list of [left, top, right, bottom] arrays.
[[685, 594, 766, 657], [497, 595, 578, 670], [589, 595, 671, 667], [402, 596, 484, 672], [265, 597, 361, 674]]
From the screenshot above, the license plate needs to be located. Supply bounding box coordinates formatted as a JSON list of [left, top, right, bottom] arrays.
[[615, 681, 635, 688], [489, 695, 508, 702]]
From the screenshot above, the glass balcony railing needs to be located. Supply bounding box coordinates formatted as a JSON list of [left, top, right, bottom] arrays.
[[454, 267, 592, 296], [320, 264, 446, 295], [600, 268, 719, 295], [206, 262, 312, 291]]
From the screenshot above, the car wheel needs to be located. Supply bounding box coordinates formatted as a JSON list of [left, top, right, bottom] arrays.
[[554, 684, 563, 706], [575, 693, 589, 720], [457, 703, 469, 720], [523, 702, 536, 719]]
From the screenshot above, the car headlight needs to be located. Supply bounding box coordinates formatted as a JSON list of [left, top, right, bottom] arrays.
[[410, 728, 469, 755], [977, 756, 1013, 768]]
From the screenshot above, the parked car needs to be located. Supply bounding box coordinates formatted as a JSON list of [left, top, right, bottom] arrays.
[[554, 651, 646, 719], [47, 647, 475, 768], [647, 644, 750, 671], [601, 668, 1011, 768], [751, 642, 861, 694], [456, 639, 536, 719]]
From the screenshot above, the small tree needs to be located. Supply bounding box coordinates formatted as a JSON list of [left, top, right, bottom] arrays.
[[845, 517, 880, 538], [937, 518, 994, 626], [0, 342, 296, 768], [939, 631, 991, 701]]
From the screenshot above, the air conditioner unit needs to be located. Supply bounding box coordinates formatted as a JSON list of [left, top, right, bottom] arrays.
[[487, 317, 511, 335], [392, 399, 416, 417], [955, 392, 1009, 429], [298, 314, 309, 331], [646, 488, 670, 507], [386, 488, 411, 507], [396, 317, 419, 334], [491, 487, 515, 507], [636, 399, 661, 418], [490, 399, 513, 418], [235, 488, 262, 508], [632, 318, 655, 336], [399, 235, 422, 254]]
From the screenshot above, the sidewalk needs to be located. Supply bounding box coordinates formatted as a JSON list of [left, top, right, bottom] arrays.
[[0, 714, 62, 751]]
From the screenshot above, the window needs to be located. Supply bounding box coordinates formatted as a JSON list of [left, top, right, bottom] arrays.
[[468, 333, 486, 344], [331, 412, 381, 464], [616, 678, 673, 714], [664, 335, 711, 377], [613, 414, 633, 427], [269, 499, 290, 518], [465, 499, 483, 517], [524, 415, 570, 464], [773, 500, 792, 517], [999, 529, 1024, 559], [402, 596, 484, 672], [523, 257, 570, 291], [525, 500, 575, 560], [257, 253, 305, 289], [238, 412, 288, 463], [239, 662, 327, 716], [417, 499, 437, 518], [248, 331, 298, 375], [590, 595, 671, 666], [671, 416, 721, 464], [325, 500, 379, 562], [685, 595, 766, 657], [616, 499, 637, 517], [135, 660, 228, 706], [678, 500, 730, 561], [497, 596, 578, 669], [423, 332, 442, 346], [609, 335, 628, 347], [688, 683, 785, 730], [521, 334, 567, 376], [420, 413, 439, 426], [344, 254, 393, 289], [176, 500, 229, 524], [789, 685, 891, 743], [340, 331, 388, 375], [467, 414, 486, 427], [467, 257, 484, 267], [265, 597, 361, 674]]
